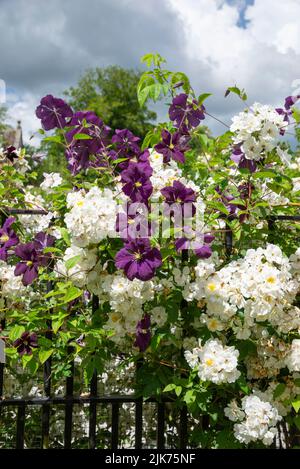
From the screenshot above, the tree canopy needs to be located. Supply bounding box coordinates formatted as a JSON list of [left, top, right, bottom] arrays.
[[64, 66, 157, 138]]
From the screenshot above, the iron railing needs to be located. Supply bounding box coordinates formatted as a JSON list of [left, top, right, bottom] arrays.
[[0, 208, 299, 449]]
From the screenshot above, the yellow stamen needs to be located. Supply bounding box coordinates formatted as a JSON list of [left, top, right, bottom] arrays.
[[0, 234, 9, 243], [266, 276, 276, 284], [205, 358, 214, 366]]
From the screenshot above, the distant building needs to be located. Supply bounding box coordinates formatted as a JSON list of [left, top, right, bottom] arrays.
[[3, 120, 23, 149]]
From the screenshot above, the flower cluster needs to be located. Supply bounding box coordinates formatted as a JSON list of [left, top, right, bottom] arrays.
[[64, 187, 118, 247], [225, 393, 281, 446], [185, 338, 240, 384]]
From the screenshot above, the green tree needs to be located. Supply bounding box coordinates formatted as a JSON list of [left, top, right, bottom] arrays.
[[0, 106, 11, 146], [64, 66, 157, 138]]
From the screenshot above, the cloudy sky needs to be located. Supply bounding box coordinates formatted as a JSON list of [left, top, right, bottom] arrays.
[[1, 0, 300, 144]]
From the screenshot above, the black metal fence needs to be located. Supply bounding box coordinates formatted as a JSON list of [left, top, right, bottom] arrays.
[[0, 208, 299, 449]]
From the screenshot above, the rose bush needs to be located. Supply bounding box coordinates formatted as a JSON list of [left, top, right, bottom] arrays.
[[0, 53, 300, 448]]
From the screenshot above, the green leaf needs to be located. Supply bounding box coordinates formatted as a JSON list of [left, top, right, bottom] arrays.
[[52, 315, 68, 334], [294, 415, 300, 431], [175, 385, 182, 397], [292, 107, 300, 124], [253, 171, 277, 179], [273, 383, 286, 399], [39, 349, 54, 364], [73, 133, 93, 140], [43, 135, 64, 144], [292, 399, 300, 413], [184, 390, 196, 404], [9, 325, 25, 342], [62, 285, 82, 303], [198, 93, 212, 105], [65, 255, 81, 270], [163, 383, 177, 392], [225, 86, 247, 101], [59, 227, 71, 246]]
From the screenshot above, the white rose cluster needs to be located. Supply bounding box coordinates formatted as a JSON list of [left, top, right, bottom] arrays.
[[64, 187, 118, 247], [285, 339, 300, 372], [186, 244, 299, 339], [185, 338, 240, 384], [230, 103, 287, 162], [55, 245, 98, 288], [40, 172, 63, 191], [97, 273, 155, 343], [0, 261, 27, 302], [225, 393, 281, 446]]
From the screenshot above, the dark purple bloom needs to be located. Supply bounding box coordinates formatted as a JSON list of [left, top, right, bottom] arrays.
[[69, 111, 105, 128], [3, 146, 18, 163], [121, 161, 153, 203], [66, 111, 110, 143], [116, 211, 152, 240], [14, 242, 40, 286], [36, 95, 73, 130], [175, 228, 214, 258], [0, 217, 19, 261], [161, 180, 196, 205], [284, 95, 300, 110], [275, 95, 300, 135], [154, 129, 189, 164], [33, 231, 55, 250], [112, 129, 141, 155], [134, 314, 151, 352], [13, 331, 38, 356], [14, 232, 55, 286], [169, 93, 205, 130], [230, 145, 257, 173], [115, 238, 162, 281], [65, 111, 111, 175]]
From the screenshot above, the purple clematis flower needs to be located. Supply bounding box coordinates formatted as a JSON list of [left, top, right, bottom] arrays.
[[161, 180, 196, 205], [115, 238, 162, 281], [284, 95, 300, 110], [13, 331, 38, 356], [275, 95, 300, 135], [65, 111, 111, 175], [134, 314, 151, 352], [231, 146, 256, 173], [3, 146, 18, 163], [36, 95, 73, 130], [121, 161, 153, 203], [175, 228, 214, 258], [169, 93, 205, 130], [154, 129, 189, 164], [0, 217, 19, 261], [112, 129, 141, 155], [14, 232, 55, 286], [161, 180, 197, 218]]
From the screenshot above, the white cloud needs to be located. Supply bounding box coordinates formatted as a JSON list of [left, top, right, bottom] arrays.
[[168, 0, 300, 125], [7, 93, 41, 146]]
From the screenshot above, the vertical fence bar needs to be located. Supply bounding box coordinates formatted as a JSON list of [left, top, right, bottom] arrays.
[[156, 402, 165, 449], [225, 224, 233, 258], [111, 402, 119, 449], [64, 352, 74, 449], [135, 398, 143, 449], [135, 359, 143, 449], [89, 295, 99, 449], [41, 276, 53, 449], [179, 406, 188, 449], [89, 371, 97, 449], [16, 404, 26, 449]]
